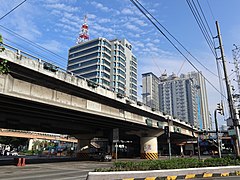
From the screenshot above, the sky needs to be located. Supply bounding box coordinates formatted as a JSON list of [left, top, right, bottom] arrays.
[[0, 0, 240, 127]]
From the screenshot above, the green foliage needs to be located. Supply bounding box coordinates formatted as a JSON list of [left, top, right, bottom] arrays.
[[0, 34, 5, 52], [95, 156, 240, 172], [0, 58, 9, 74], [0, 34, 3, 43], [0, 137, 28, 147]]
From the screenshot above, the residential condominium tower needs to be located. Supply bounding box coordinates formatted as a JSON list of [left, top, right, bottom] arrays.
[[67, 37, 137, 101], [142, 72, 160, 110], [141, 71, 210, 129], [158, 72, 210, 129]]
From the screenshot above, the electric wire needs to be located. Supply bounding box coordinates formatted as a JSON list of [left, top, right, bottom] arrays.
[[4, 38, 66, 68], [0, 25, 68, 66], [190, 0, 215, 51], [132, 0, 218, 78], [206, 2, 227, 118], [196, 0, 214, 38], [0, 0, 27, 21], [207, 0, 216, 22], [187, 0, 228, 118], [186, 0, 216, 57], [177, 59, 187, 75], [130, 0, 225, 98]]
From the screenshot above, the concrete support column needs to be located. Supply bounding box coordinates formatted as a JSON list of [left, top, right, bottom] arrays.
[[28, 139, 34, 151], [140, 137, 158, 160], [76, 139, 91, 160], [180, 145, 184, 156]]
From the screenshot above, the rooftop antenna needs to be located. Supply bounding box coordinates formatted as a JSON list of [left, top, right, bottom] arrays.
[[76, 15, 89, 44]]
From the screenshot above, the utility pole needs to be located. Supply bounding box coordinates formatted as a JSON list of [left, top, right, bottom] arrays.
[[216, 21, 240, 157]]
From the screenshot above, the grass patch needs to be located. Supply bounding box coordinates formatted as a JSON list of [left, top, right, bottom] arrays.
[[95, 156, 240, 172]]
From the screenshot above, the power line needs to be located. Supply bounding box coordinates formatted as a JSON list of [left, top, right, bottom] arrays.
[[206, 0, 216, 22], [130, 0, 226, 98], [0, 25, 68, 66], [186, 0, 216, 57], [132, 0, 218, 78], [0, 0, 27, 21], [4, 38, 66, 68], [196, 0, 214, 38], [186, 0, 227, 110]]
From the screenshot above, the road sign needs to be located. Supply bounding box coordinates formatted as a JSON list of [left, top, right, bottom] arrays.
[[228, 129, 236, 136], [113, 128, 119, 143]]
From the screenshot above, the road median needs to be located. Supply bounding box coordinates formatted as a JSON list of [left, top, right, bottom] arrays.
[[87, 166, 240, 180]]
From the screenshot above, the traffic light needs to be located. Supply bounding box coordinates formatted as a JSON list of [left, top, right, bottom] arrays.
[[164, 126, 169, 135], [217, 102, 224, 115]]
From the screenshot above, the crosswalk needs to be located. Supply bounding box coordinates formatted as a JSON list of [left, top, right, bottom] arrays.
[[0, 161, 112, 180]]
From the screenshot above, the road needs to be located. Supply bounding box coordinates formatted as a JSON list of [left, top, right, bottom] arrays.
[[197, 177, 240, 180], [0, 157, 239, 180], [0, 161, 113, 180]]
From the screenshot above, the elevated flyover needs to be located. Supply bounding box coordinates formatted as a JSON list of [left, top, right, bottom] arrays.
[[0, 43, 197, 158]]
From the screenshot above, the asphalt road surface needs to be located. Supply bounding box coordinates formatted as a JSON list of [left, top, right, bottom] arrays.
[[0, 161, 113, 180], [197, 177, 240, 180]]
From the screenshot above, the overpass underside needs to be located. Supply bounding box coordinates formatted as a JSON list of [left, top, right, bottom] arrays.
[[0, 92, 152, 135], [0, 46, 197, 159]]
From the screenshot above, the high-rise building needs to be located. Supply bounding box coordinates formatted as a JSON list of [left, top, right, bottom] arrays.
[[141, 71, 210, 129], [67, 37, 137, 101], [142, 72, 160, 110], [187, 72, 210, 130], [110, 39, 138, 101], [158, 72, 210, 129]]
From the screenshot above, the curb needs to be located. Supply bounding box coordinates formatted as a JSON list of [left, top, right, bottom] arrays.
[[87, 166, 240, 180], [121, 171, 240, 180]]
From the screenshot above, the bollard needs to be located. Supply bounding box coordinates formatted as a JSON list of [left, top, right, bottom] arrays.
[[21, 158, 25, 166], [14, 158, 22, 167]]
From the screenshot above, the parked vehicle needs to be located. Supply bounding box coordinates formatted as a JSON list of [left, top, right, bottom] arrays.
[[89, 152, 112, 162], [8, 150, 18, 156]]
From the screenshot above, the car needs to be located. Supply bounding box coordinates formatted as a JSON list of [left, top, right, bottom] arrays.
[[89, 152, 112, 162], [9, 151, 18, 156]]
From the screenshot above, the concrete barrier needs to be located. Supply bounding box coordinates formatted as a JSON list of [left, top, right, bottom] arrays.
[[87, 166, 240, 180]]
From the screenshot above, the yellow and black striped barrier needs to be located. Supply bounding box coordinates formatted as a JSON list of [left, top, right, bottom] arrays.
[[140, 153, 158, 160], [121, 171, 240, 180]]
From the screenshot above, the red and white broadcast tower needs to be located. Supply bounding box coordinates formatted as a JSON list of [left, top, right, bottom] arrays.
[[76, 15, 89, 44]]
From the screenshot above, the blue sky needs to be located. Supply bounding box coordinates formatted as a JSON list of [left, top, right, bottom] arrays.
[[1, 0, 240, 126]]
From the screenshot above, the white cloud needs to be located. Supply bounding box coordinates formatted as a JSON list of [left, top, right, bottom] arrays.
[[39, 40, 64, 53], [129, 17, 147, 26], [87, 13, 97, 19], [44, 3, 79, 12], [121, 8, 134, 15], [63, 12, 80, 22], [90, 1, 112, 12], [92, 23, 114, 34], [0, 1, 42, 41], [124, 22, 141, 32], [60, 17, 79, 29], [56, 23, 78, 33], [98, 18, 111, 23]]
